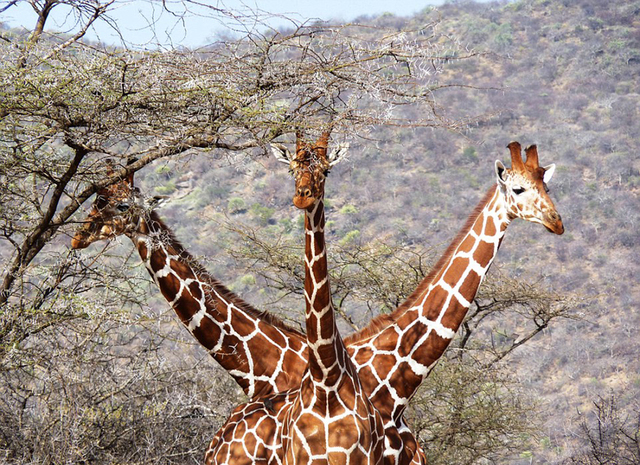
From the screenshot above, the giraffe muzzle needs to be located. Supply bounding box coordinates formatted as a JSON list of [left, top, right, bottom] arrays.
[[297, 186, 312, 199], [293, 188, 316, 209], [544, 211, 564, 235]]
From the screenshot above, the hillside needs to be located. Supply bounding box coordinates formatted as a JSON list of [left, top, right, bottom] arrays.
[[1, 0, 639, 463]]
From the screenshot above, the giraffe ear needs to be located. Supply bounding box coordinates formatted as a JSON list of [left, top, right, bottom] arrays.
[[542, 164, 556, 184], [495, 160, 507, 185], [270, 144, 292, 164], [328, 143, 349, 167]]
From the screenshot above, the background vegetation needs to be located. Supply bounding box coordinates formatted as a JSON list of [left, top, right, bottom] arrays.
[[1, 0, 639, 463]]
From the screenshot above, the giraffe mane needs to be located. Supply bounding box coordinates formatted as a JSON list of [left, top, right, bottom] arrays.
[[344, 185, 499, 346], [148, 211, 306, 338]]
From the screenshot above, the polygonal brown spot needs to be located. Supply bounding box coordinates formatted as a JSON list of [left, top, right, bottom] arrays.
[[412, 337, 448, 368], [388, 361, 422, 398], [439, 301, 466, 334], [149, 252, 167, 273], [254, 412, 277, 442], [397, 323, 427, 358], [472, 217, 485, 236], [458, 234, 477, 253], [228, 308, 256, 338], [484, 217, 497, 236], [423, 291, 449, 320], [260, 322, 286, 347], [192, 316, 223, 350], [137, 242, 148, 260], [368, 353, 397, 381], [318, 311, 336, 340], [472, 245, 493, 269], [461, 267, 482, 293], [170, 258, 196, 280], [187, 280, 203, 301], [157, 274, 181, 301], [442, 257, 470, 288], [370, 386, 393, 415]]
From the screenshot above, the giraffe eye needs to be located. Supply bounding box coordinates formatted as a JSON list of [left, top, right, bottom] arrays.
[[543, 183, 550, 193], [512, 186, 525, 195]]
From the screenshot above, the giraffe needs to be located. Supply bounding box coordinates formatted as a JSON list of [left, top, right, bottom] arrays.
[[71, 160, 309, 400], [205, 141, 563, 465], [344, 141, 564, 432], [205, 131, 385, 464], [277, 131, 385, 464]]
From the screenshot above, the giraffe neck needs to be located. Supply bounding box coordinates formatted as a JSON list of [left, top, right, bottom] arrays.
[[403, 185, 507, 349], [351, 185, 511, 420], [303, 199, 347, 387], [128, 210, 307, 399], [286, 198, 385, 464], [397, 185, 508, 405]]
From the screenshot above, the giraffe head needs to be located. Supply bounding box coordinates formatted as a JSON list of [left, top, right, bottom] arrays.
[[272, 131, 348, 210], [71, 159, 146, 249], [495, 142, 564, 235]]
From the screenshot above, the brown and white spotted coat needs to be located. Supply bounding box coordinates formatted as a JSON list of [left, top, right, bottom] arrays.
[[279, 132, 384, 465], [71, 162, 309, 400], [205, 142, 563, 465]]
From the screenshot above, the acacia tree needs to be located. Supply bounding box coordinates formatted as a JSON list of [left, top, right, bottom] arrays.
[[0, 0, 476, 344], [0, 1, 483, 462]]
